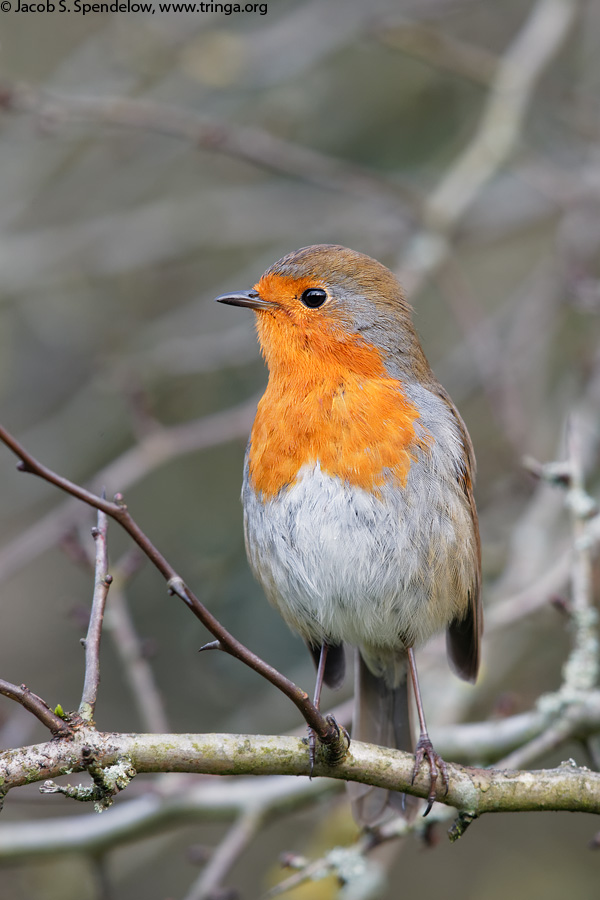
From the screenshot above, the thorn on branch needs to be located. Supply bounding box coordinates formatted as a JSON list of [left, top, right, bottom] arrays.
[[167, 575, 187, 597], [199, 640, 223, 652]]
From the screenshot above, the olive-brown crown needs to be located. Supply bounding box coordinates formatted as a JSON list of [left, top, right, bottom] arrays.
[[259, 244, 411, 317]]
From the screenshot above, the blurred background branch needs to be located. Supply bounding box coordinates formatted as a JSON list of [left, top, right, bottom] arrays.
[[397, 0, 580, 293]]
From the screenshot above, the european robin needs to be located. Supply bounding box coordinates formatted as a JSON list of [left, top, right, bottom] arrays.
[[216, 244, 482, 825]]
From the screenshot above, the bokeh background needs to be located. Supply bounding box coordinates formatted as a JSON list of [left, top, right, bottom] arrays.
[[1, 1, 600, 898]]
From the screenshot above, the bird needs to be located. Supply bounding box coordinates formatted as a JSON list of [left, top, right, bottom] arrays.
[[215, 244, 482, 826]]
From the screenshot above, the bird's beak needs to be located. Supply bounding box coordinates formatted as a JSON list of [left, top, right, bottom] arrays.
[[214, 290, 274, 311]]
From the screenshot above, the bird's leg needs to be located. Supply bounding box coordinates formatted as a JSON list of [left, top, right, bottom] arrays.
[[407, 646, 449, 816], [308, 641, 329, 776]]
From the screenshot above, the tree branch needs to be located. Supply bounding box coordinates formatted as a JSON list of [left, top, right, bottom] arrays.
[[0, 680, 72, 738], [376, 19, 498, 86], [183, 808, 264, 900], [563, 415, 600, 691], [1, 730, 598, 819], [0, 422, 342, 750], [397, 0, 581, 294], [78, 507, 111, 724], [0, 396, 257, 586], [0, 769, 331, 862]]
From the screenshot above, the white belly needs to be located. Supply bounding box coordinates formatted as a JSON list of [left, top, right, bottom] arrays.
[[242, 460, 474, 663]]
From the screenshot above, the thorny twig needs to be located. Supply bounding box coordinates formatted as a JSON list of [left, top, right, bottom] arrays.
[[66, 530, 170, 736], [0, 423, 343, 752], [0, 680, 71, 737], [0, 396, 258, 586], [79, 506, 112, 724]]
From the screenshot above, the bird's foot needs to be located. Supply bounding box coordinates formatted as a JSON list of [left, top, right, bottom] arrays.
[[412, 735, 449, 817]]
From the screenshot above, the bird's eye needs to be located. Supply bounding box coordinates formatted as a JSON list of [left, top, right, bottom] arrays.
[[300, 288, 327, 309]]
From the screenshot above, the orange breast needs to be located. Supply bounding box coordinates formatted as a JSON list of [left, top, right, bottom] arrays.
[[248, 313, 428, 499]]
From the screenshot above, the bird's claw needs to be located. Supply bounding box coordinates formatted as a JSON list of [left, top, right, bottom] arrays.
[[412, 735, 449, 817]]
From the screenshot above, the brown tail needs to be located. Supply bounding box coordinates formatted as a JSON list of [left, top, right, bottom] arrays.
[[347, 651, 416, 826]]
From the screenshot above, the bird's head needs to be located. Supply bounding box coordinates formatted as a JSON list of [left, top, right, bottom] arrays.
[[216, 244, 428, 382]]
